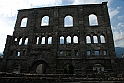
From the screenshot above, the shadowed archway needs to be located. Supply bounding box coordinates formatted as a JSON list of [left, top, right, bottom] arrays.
[[64, 64, 74, 74], [30, 60, 50, 74]]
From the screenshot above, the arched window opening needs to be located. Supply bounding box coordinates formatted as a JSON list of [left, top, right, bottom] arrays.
[[73, 36, 78, 43], [19, 38, 22, 45], [48, 37, 52, 44], [41, 16, 49, 26], [64, 15, 73, 27], [20, 17, 28, 27], [103, 50, 107, 55], [86, 36, 91, 43], [41, 37, 45, 44], [36, 37, 39, 44], [24, 38, 28, 45], [60, 36, 64, 44], [89, 14, 98, 26], [93, 36, 98, 43], [66, 36, 71, 44], [100, 35, 106, 43]]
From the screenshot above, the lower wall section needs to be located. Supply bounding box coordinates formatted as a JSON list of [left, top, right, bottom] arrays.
[[116, 58, 124, 74], [0, 73, 124, 83]]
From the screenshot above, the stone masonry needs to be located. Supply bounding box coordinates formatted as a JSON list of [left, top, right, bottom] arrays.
[[1, 2, 119, 74]]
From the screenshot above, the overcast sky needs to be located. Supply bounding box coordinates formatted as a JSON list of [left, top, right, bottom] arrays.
[[0, 0, 124, 53]]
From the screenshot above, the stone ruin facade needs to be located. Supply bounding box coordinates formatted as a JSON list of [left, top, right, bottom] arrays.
[[0, 2, 121, 74]]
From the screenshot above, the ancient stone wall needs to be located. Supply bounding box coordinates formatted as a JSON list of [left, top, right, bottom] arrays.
[[116, 58, 124, 74], [1, 2, 117, 74]]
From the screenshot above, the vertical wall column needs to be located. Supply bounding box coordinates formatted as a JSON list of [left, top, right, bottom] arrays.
[[78, 6, 86, 74], [49, 8, 59, 74], [45, 36, 48, 44]]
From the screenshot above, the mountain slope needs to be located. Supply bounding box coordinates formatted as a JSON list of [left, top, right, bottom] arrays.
[[115, 47, 124, 58]]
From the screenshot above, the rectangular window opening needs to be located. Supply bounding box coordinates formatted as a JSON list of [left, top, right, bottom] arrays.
[[87, 50, 91, 56], [94, 51, 99, 56]]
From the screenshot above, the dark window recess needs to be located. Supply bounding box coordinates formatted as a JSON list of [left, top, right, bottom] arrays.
[[10, 51, 13, 56], [94, 51, 99, 55], [60, 51, 63, 56], [66, 50, 71, 56], [103, 50, 107, 55], [75, 50, 78, 56]]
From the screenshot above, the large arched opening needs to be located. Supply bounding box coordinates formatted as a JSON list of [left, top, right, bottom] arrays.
[[30, 60, 50, 74], [93, 64, 104, 74]]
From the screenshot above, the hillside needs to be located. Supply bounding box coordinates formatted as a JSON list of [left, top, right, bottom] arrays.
[[115, 47, 124, 58]]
